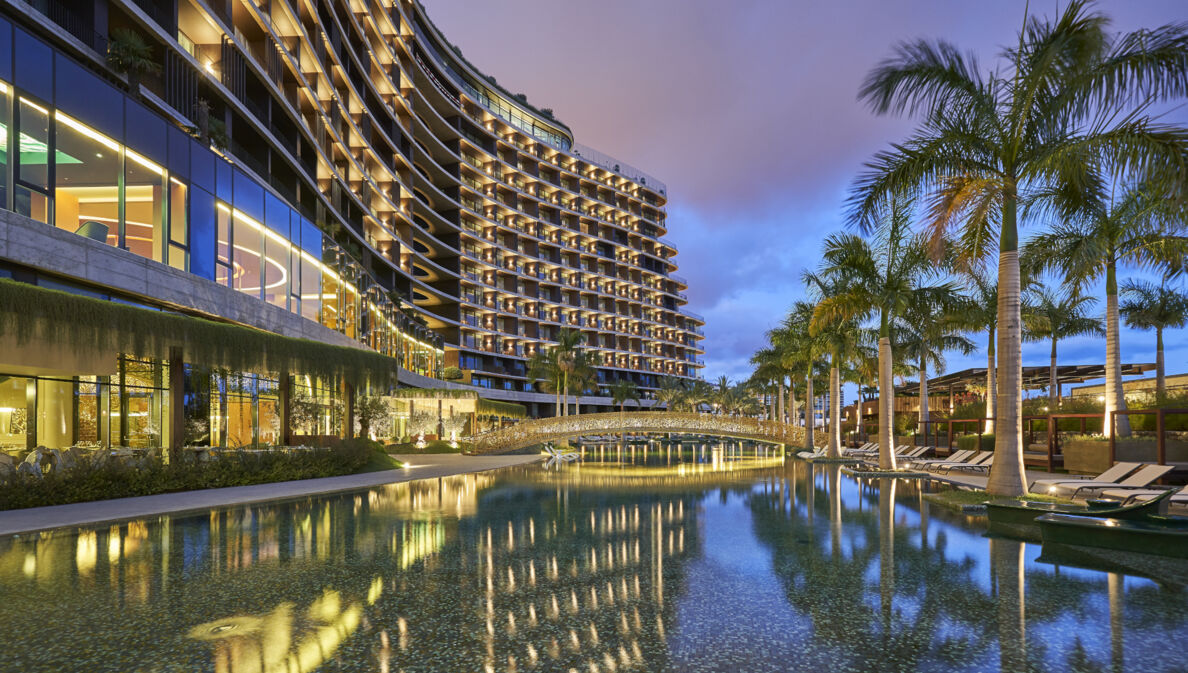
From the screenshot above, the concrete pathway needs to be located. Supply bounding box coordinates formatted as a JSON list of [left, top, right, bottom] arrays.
[[0, 453, 541, 537]]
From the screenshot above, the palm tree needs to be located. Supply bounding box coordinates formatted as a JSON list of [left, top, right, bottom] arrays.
[[850, 1, 1188, 493], [1026, 182, 1187, 436], [748, 348, 785, 421], [526, 348, 564, 417], [811, 200, 954, 469], [774, 302, 823, 449], [1121, 279, 1188, 396], [711, 376, 732, 414], [656, 376, 687, 412], [806, 272, 876, 458], [1022, 284, 1104, 409], [895, 302, 975, 433], [951, 273, 1000, 433]]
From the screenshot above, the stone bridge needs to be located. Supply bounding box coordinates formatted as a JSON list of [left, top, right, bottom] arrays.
[[465, 411, 806, 454]]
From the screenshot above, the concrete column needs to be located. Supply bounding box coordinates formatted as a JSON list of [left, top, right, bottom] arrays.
[[344, 382, 355, 439], [280, 370, 292, 446], [168, 347, 184, 462]]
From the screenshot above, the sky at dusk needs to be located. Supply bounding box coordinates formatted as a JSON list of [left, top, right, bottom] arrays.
[[428, 0, 1188, 396]]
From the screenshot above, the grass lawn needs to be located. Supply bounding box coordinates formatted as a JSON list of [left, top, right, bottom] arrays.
[[362, 450, 404, 472]]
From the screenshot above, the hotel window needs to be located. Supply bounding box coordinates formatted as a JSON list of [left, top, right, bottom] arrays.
[[54, 112, 120, 247], [123, 147, 166, 262], [232, 209, 263, 299], [15, 95, 51, 223], [216, 204, 232, 286], [168, 178, 189, 271]]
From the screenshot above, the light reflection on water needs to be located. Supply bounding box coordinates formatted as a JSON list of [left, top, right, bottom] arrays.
[[0, 447, 1184, 672]]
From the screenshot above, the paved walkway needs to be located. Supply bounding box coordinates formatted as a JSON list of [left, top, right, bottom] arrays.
[[0, 453, 542, 537]]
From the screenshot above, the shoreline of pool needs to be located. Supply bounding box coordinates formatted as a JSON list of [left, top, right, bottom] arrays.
[[0, 453, 543, 537]]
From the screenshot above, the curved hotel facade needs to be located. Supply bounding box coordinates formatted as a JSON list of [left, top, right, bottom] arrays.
[[0, 0, 703, 452]]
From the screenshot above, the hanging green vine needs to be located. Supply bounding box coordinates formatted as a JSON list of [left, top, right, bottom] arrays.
[[0, 279, 400, 388]]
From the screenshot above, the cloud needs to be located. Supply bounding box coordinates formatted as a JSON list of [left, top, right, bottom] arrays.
[[424, 0, 1188, 387]]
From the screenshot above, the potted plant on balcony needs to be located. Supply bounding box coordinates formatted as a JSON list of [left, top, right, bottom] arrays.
[[107, 28, 160, 97]]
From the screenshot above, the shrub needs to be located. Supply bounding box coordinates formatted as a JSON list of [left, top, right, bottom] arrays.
[[0, 438, 383, 511], [956, 433, 994, 452]]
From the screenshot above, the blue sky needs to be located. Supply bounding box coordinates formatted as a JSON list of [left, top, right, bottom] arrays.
[[427, 0, 1188, 394]]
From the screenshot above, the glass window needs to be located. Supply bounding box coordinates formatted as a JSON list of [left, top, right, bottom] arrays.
[[299, 250, 320, 322], [232, 209, 262, 298], [188, 187, 216, 280], [168, 177, 188, 271], [216, 202, 231, 285], [53, 112, 120, 245], [0, 81, 9, 210], [36, 377, 74, 449], [16, 96, 51, 223], [263, 228, 288, 309], [124, 147, 165, 262], [0, 376, 27, 453]]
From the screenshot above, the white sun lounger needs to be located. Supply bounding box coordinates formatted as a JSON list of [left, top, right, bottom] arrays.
[[1061, 463, 1176, 499], [1031, 462, 1140, 493]]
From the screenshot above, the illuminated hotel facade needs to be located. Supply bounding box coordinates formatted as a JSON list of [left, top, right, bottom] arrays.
[[0, 0, 704, 450]]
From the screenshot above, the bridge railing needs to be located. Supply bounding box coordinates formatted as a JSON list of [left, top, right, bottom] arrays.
[[466, 411, 806, 454]]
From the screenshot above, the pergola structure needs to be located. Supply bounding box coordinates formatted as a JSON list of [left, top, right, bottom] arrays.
[[898, 364, 1156, 399]]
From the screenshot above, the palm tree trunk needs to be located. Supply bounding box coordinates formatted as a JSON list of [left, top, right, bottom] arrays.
[[1104, 263, 1130, 438], [778, 381, 785, 424], [987, 222, 1026, 496], [788, 379, 797, 427], [828, 359, 841, 458], [918, 352, 929, 439], [985, 328, 996, 434], [1156, 327, 1166, 397], [878, 335, 896, 470], [1049, 338, 1058, 411], [804, 367, 815, 450]]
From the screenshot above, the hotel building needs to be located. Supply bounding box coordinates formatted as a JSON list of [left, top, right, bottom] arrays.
[[0, 0, 703, 452]]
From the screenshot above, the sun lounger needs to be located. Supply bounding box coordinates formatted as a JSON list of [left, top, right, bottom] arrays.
[[908, 449, 973, 469], [929, 451, 993, 474], [1063, 463, 1176, 499], [940, 453, 995, 474], [1099, 484, 1188, 506], [1031, 462, 1140, 493]]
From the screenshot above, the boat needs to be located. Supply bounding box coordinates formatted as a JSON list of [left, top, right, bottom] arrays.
[[986, 489, 1174, 542], [1036, 510, 1188, 559]]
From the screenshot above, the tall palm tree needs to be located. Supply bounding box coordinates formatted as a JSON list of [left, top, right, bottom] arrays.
[[526, 348, 564, 417], [1026, 182, 1187, 436], [1022, 284, 1104, 409], [711, 376, 732, 414], [850, 1, 1188, 493], [952, 273, 1000, 432], [748, 348, 785, 421], [1121, 279, 1188, 396], [656, 376, 687, 412], [895, 303, 975, 432], [774, 302, 823, 448], [812, 200, 955, 469], [806, 272, 876, 458]]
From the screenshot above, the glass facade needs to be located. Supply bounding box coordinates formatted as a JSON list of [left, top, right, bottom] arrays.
[[0, 27, 442, 378]]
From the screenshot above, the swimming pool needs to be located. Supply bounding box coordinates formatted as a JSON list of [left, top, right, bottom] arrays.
[[0, 454, 1184, 672]]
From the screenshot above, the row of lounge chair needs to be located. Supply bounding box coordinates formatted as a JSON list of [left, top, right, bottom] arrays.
[[1031, 462, 1178, 501]]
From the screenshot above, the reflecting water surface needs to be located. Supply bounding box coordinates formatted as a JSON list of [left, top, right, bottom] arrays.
[[0, 452, 1186, 672]]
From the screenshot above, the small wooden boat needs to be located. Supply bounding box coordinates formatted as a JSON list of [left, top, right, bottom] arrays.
[[1036, 510, 1188, 559], [986, 489, 1174, 542]]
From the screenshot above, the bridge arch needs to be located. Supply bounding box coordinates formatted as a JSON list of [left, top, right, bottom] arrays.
[[465, 411, 806, 454]]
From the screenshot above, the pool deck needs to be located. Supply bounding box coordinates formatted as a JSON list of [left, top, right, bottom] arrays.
[[0, 453, 542, 537]]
